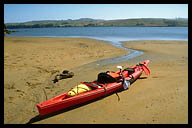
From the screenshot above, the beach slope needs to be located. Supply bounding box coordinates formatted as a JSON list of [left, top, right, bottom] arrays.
[[4, 36, 128, 124]]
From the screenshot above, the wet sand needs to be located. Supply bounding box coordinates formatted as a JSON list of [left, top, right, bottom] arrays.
[[4, 37, 188, 124]]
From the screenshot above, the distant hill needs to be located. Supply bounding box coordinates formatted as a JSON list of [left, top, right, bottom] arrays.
[[5, 18, 188, 28]]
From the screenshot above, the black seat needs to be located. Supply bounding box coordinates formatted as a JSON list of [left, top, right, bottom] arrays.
[[97, 72, 118, 84]]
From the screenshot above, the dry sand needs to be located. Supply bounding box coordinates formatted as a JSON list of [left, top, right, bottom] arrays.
[[4, 36, 128, 124], [4, 37, 188, 124]]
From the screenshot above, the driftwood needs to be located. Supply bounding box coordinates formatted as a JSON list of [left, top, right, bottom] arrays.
[[52, 70, 74, 83]]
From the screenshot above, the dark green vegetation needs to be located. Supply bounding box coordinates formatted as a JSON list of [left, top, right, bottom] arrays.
[[6, 18, 188, 29], [4, 24, 17, 35]]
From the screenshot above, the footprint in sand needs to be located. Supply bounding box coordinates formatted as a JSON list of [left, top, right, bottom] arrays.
[[11, 62, 17, 65], [14, 89, 26, 98], [26, 81, 43, 89], [5, 83, 16, 90], [8, 96, 15, 103]]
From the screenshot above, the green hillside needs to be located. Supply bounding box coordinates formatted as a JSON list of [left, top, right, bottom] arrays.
[[5, 18, 188, 28]]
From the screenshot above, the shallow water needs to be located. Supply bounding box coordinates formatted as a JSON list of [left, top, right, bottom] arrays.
[[88, 38, 144, 65]]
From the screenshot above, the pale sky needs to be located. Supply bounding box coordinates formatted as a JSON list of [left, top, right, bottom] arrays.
[[4, 4, 188, 23]]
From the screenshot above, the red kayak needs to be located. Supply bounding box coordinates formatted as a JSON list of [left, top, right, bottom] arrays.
[[37, 60, 150, 116]]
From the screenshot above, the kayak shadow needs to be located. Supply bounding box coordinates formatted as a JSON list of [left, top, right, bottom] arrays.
[[26, 88, 124, 124], [138, 76, 148, 79]]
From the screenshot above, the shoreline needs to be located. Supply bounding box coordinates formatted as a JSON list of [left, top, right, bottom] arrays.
[[6, 35, 188, 42], [4, 37, 188, 124]]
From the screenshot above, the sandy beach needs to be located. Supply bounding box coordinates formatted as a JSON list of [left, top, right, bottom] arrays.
[[4, 37, 188, 124]]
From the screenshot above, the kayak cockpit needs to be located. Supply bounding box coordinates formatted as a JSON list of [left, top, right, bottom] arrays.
[[81, 81, 103, 89]]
